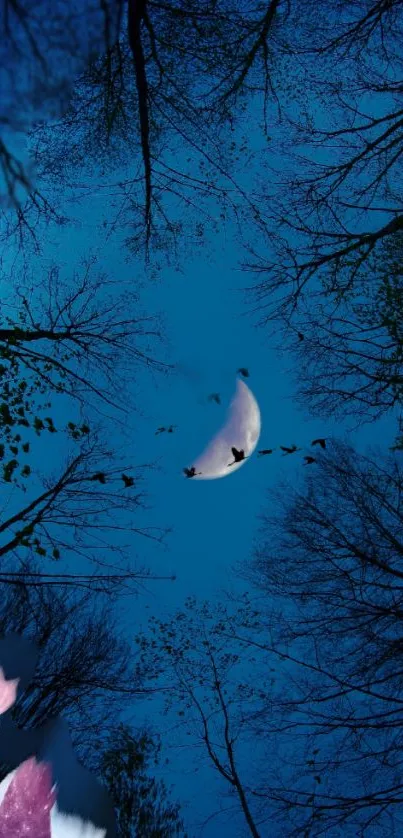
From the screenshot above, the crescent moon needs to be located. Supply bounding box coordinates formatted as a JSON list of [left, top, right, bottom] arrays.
[[191, 379, 261, 480]]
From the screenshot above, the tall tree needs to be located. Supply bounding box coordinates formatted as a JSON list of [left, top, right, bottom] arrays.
[[100, 724, 187, 837], [0, 0, 123, 247], [0, 431, 171, 593], [1, 257, 170, 417], [283, 231, 403, 441], [137, 441, 403, 836], [135, 597, 270, 837], [0, 257, 171, 593], [243, 0, 403, 320], [240, 440, 403, 835], [0, 564, 182, 833], [30, 0, 286, 260]]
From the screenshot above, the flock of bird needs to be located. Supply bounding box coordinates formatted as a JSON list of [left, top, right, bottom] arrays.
[[182, 438, 327, 478], [154, 368, 328, 479], [91, 471, 135, 488], [258, 438, 326, 462], [89, 368, 327, 484]]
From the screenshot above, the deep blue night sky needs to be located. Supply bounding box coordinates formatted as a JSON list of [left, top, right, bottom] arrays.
[[2, 7, 402, 832], [6, 176, 393, 834], [2, 158, 398, 833]]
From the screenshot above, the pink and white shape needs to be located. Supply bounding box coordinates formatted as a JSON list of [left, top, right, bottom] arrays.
[[0, 667, 19, 715], [50, 804, 107, 838], [0, 666, 106, 837], [0, 760, 106, 838], [0, 757, 56, 838]]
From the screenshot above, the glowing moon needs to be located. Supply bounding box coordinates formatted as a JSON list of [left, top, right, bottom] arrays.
[[191, 379, 261, 480]]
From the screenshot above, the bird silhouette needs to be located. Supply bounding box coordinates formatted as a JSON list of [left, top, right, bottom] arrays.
[[183, 466, 201, 478], [208, 393, 221, 405], [238, 368, 249, 378], [303, 456, 316, 465], [167, 425, 176, 433], [156, 425, 176, 435], [228, 447, 246, 466], [258, 449, 275, 456], [311, 438, 326, 449], [280, 445, 300, 455], [90, 472, 106, 484], [121, 474, 134, 488], [298, 332, 304, 341], [155, 426, 166, 435]]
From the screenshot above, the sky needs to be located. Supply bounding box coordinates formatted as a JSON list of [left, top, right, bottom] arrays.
[[33, 179, 395, 612], [10, 172, 394, 837], [115, 235, 397, 838], [1, 15, 401, 836], [2, 151, 399, 837]]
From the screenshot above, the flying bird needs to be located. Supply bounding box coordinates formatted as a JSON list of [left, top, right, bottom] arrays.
[[303, 456, 316, 465], [156, 425, 176, 435], [228, 447, 246, 466], [311, 438, 326, 449], [91, 472, 106, 484], [208, 393, 221, 405], [280, 445, 300, 455], [121, 474, 134, 488], [258, 449, 275, 456], [238, 368, 249, 378], [183, 466, 201, 478]]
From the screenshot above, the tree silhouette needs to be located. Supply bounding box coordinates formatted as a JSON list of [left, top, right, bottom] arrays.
[[30, 0, 286, 261], [136, 441, 403, 835], [0, 258, 170, 417], [244, 0, 403, 321], [100, 724, 186, 837], [287, 232, 403, 444], [135, 598, 266, 837], [0, 0, 123, 249], [0, 569, 181, 833], [241, 440, 403, 834], [0, 432, 170, 594]]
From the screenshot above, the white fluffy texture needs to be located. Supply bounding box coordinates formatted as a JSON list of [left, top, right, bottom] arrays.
[[192, 379, 261, 479], [0, 767, 16, 808], [50, 802, 106, 838]]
